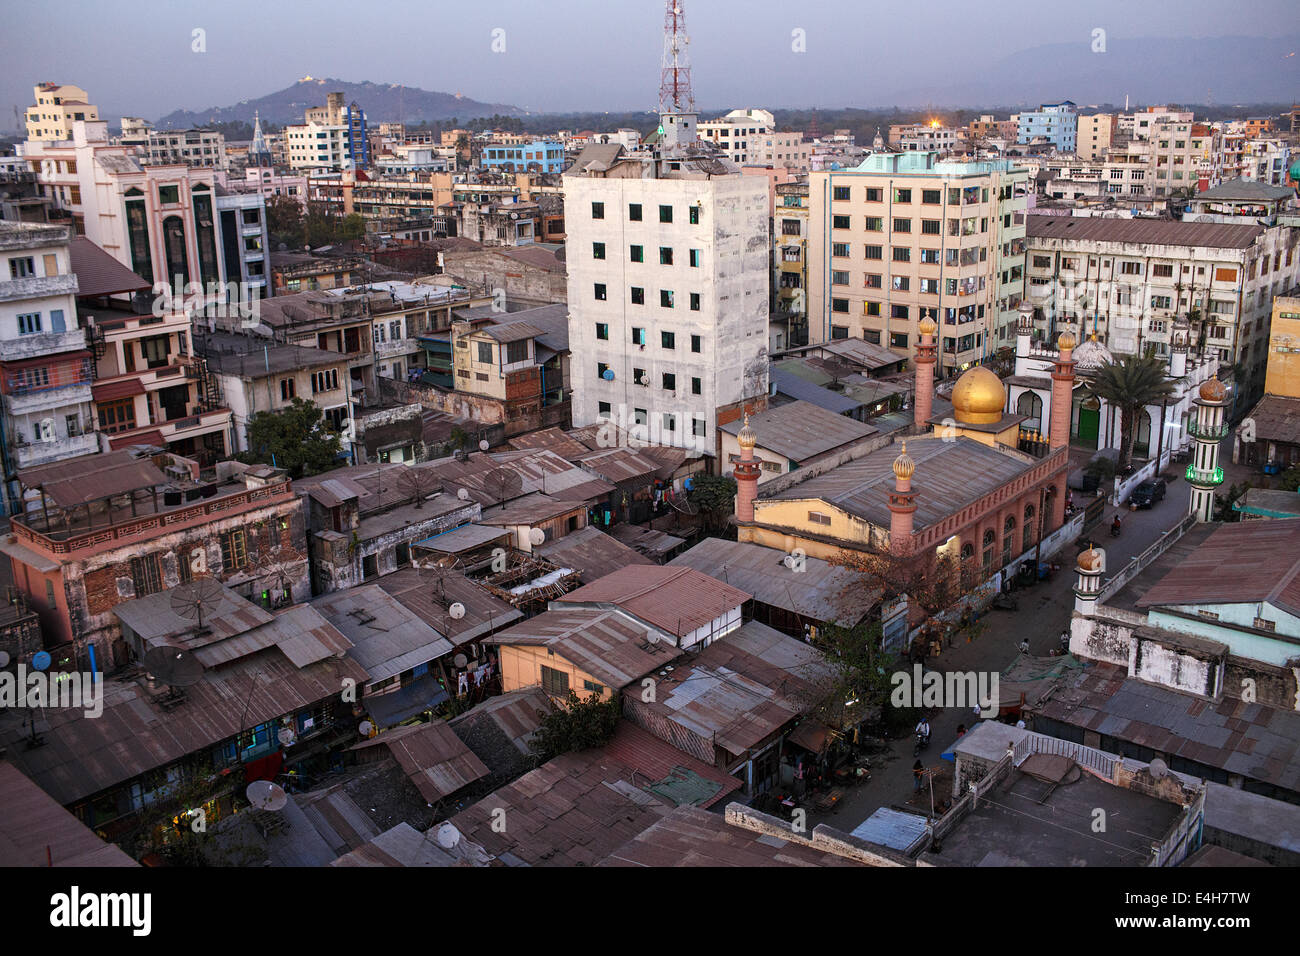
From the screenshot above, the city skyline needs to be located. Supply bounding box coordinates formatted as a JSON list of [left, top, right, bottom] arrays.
[[2, 0, 1298, 126]]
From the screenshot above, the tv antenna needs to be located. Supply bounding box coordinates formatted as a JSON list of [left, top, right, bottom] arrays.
[[482, 467, 522, 510], [170, 577, 224, 635]]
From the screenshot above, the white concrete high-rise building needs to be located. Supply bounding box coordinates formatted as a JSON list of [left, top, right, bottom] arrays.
[[563, 139, 770, 456]]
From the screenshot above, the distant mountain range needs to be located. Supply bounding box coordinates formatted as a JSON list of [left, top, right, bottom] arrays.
[[877, 34, 1300, 109], [155, 77, 527, 129]]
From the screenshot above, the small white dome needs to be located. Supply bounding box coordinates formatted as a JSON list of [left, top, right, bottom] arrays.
[[1071, 335, 1114, 372]]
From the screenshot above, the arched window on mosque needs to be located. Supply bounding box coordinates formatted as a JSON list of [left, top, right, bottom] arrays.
[[982, 529, 996, 575], [1023, 504, 1036, 548], [1002, 515, 1016, 567]]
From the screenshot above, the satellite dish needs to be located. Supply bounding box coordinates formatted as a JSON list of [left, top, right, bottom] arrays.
[[245, 779, 288, 811], [0, 650, 9, 668], [142, 646, 204, 686], [358, 719, 375, 737], [782, 555, 796, 569], [31, 650, 51, 671], [457, 487, 470, 500], [453, 652, 469, 669], [602, 368, 615, 381], [449, 602, 466, 620], [170, 578, 224, 633], [478, 439, 489, 451], [1149, 758, 1168, 779], [278, 727, 297, 747], [435, 822, 462, 849], [528, 527, 545, 546]]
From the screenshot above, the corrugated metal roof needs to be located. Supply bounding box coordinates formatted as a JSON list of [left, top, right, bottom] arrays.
[[350, 721, 490, 802], [69, 236, 150, 297], [413, 523, 511, 554], [1035, 663, 1300, 795], [720, 400, 878, 462], [17, 449, 165, 506], [0, 763, 138, 867], [1136, 520, 1300, 618], [313, 584, 455, 684], [449, 686, 555, 762], [1240, 394, 1300, 447], [555, 565, 750, 636], [600, 805, 864, 867], [375, 566, 522, 647], [1026, 214, 1264, 250], [0, 644, 370, 806], [668, 537, 877, 627], [770, 366, 865, 415], [632, 620, 834, 757], [850, 807, 930, 853], [483, 607, 681, 688], [537, 526, 654, 582], [766, 435, 1036, 531]]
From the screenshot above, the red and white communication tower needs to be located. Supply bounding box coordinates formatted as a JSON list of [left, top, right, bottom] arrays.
[[658, 1, 695, 114]]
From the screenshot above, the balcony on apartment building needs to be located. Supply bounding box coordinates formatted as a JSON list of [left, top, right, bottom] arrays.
[[0, 272, 80, 311], [11, 429, 99, 470], [1, 354, 94, 417], [9, 453, 292, 557]]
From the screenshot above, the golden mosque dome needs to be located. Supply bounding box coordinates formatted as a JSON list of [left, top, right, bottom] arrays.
[[1199, 377, 1227, 403], [919, 316, 938, 336], [737, 413, 756, 449], [1077, 547, 1104, 572], [950, 366, 1006, 425], [892, 441, 915, 480], [1057, 330, 1077, 351]]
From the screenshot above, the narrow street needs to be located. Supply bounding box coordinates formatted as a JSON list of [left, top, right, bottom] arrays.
[[805, 468, 1195, 832]]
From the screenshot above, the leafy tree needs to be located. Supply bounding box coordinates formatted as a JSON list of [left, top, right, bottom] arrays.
[[239, 398, 343, 478], [530, 691, 621, 761], [265, 194, 305, 246], [1087, 354, 1177, 470], [688, 473, 737, 532], [808, 620, 909, 734], [1278, 464, 1300, 494]]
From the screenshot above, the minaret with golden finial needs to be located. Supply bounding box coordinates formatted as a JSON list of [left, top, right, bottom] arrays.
[[914, 317, 938, 431], [734, 412, 761, 523], [888, 441, 917, 556]]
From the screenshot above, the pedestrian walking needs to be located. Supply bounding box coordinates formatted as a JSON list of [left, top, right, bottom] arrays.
[[913, 760, 924, 791], [1018, 637, 1030, 654]]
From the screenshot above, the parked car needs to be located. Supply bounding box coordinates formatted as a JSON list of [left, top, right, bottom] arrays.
[[1130, 478, 1167, 509]]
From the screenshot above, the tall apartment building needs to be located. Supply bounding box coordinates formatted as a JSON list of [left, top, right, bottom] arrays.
[[0, 223, 96, 512], [564, 138, 770, 454], [1122, 106, 1194, 139], [286, 92, 369, 171], [19, 121, 267, 307], [145, 128, 228, 170], [1017, 102, 1077, 153], [25, 83, 99, 142], [890, 124, 961, 154], [1076, 113, 1117, 162], [807, 151, 1030, 374], [481, 141, 566, 174], [773, 180, 810, 350], [1024, 215, 1300, 403], [698, 109, 775, 166], [1146, 120, 1221, 197]]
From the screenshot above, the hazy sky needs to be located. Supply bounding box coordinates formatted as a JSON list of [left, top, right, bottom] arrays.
[[3, 0, 1297, 122]]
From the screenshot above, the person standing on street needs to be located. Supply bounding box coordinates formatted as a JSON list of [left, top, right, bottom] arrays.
[[913, 760, 925, 791]]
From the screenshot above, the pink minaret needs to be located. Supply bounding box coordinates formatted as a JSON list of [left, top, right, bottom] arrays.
[[914, 317, 938, 430], [888, 442, 917, 556], [1049, 331, 1076, 450], [734, 414, 760, 523]]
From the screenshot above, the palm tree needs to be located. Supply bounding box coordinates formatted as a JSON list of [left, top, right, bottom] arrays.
[[1088, 354, 1178, 470]]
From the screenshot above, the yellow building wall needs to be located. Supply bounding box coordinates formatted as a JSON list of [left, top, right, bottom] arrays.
[[496, 644, 613, 701], [1264, 300, 1300, 399], [947, 422, 1021, 448], [746, 499, 887, 557]]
